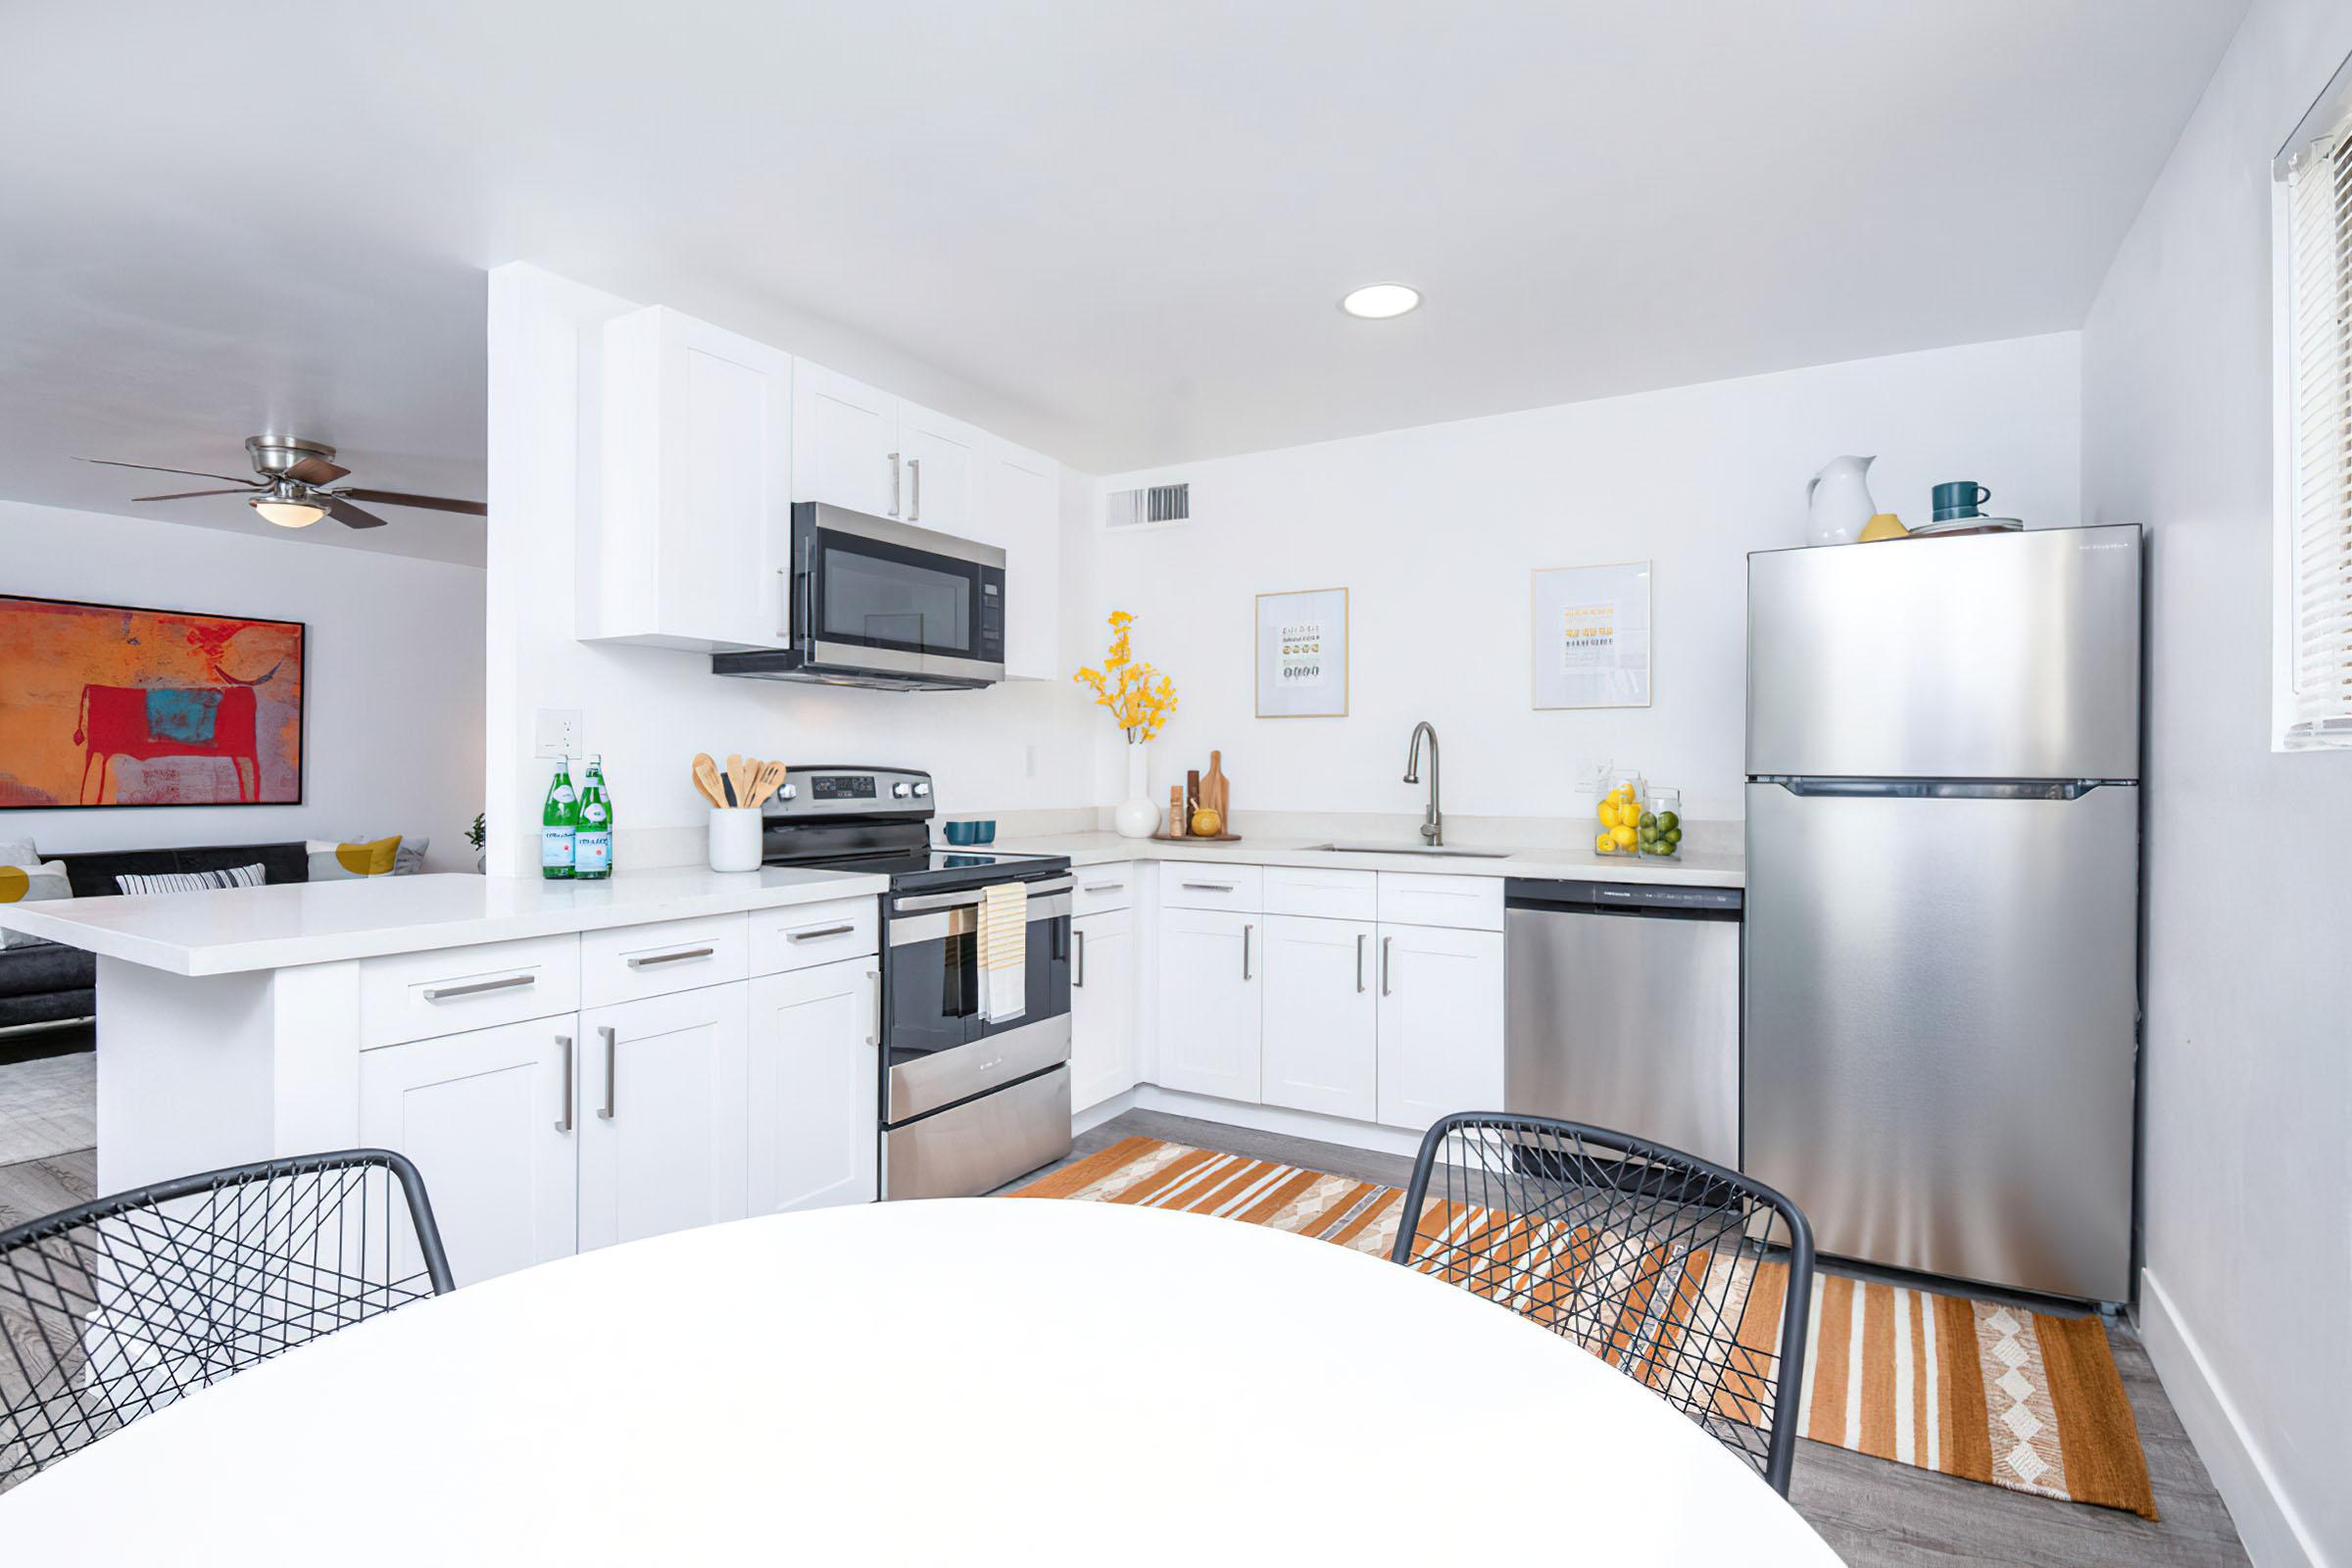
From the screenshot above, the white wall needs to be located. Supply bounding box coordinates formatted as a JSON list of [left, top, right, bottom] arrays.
[[1084, 333, 2082, 825], [2080, 2, 2352, 1562], [484, 265, 1102, 878], [0, 498, 485, 869]]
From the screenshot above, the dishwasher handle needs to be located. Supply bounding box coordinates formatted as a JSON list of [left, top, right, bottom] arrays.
[[1504, 877, 1741, 918]]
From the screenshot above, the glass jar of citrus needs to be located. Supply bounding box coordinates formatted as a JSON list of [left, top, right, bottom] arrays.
[[1592, 773, 1645, 857], [1640, 787, 1683, 858]]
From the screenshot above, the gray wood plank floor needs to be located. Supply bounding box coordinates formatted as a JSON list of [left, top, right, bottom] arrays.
[[1022, 1109, 2247, 1568]]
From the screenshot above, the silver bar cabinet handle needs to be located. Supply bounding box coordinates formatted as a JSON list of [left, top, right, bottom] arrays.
[[1082, 882, 1122, 894], [1074, 927, 1087, 989], [554, 1034, 573, 1133], [1356, 934, 1366, 994], [1382, 937, 1394, 997], [908, 456, 922, 520], [598, 1026, 617, 1120], [1242, 923, 1252, 982], [626, 947, 715, 969], [866, 971, 880, 1047], [889, 452, 902, 515], [422, 973, 534, 1003], [786, 924, 855, 943], [1183, 882, 1236, 893]]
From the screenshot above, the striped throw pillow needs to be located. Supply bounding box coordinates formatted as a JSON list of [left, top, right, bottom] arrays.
[[115, 863, 269, 896]]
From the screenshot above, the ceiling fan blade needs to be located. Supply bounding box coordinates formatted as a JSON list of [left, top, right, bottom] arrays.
[[336, 487, 488, 515], [325, 498, 390, 530], [283, 456, 351, 485], [131, 487, 256, 502], [82, 457, 256, 486]]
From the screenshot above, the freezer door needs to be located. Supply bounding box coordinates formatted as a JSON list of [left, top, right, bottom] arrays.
[[1747, 524, 2141, 780], [1742, 781, 2139, 1300]]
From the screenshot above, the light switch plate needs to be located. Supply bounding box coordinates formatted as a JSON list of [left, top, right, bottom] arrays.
[[534, 709, 582, 760]]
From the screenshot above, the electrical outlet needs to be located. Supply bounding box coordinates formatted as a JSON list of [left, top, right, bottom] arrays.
[[534, 709, 582, 760]]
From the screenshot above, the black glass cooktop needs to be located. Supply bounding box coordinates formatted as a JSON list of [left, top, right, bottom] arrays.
[[780, 844, 1070, 896]]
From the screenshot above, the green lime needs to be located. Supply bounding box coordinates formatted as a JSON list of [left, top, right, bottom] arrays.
[[1664, 828, 1682, 845], [1658, 810, 1680, 832], [1639, 810, 1657, 829]]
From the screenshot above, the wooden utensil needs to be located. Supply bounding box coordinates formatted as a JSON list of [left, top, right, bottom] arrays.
[[692, 754, 727, 808], [750, 760, 788, 808], [728, 755, 759, 808]]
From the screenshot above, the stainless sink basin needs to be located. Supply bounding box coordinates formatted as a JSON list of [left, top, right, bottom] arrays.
[[1306, 842, 1514, 859]]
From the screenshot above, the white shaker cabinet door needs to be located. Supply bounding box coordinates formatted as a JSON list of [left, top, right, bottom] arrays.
[[577, 984, 751, 1250], [1260, 915, 1378, 1122], [896, 401, 985, 536], [980, 437, 1062, 680], [793, 360, 902, 518], [1375, 924, 1505, 1133], [358, 1018, 580, 1288], [1153, 907, 1262, 1103], [1069, 907, 1137, 1112], [747, 959, 880, 1214]]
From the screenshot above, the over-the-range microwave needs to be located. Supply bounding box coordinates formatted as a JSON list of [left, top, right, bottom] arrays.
[[711, 503, 1006, 691]]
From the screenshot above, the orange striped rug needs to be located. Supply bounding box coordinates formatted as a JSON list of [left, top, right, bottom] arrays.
[[1012, 1136, 2156, 1518]]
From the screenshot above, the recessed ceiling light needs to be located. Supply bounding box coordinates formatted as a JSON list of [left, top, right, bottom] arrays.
[[1340, 283, 1421, 319]]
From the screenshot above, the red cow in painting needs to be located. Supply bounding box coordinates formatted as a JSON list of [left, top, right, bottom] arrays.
[[74, 685, 261, 805]]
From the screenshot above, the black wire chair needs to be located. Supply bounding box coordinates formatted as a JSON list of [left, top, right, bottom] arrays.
[[0, 1149, 453, 1488], [1391, 1112, 1816, 1494]]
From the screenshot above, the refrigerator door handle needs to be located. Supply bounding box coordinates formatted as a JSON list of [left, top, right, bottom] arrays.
[[1755, 777, 2118, 801]]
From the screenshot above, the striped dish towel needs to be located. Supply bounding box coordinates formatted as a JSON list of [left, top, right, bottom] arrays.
[[977, 881, 1027, 1022]]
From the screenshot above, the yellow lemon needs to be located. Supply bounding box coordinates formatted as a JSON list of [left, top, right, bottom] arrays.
[[1610, 823, 1638, 849], [1593, 832, 1615, 854], [1596, 801, 1618, 827]]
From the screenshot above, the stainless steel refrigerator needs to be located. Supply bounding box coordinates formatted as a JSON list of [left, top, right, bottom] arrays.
[[1743, 523, 2141, 1303]]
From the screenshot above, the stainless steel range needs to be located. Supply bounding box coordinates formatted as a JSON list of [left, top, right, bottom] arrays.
[[760, 766, 1072, 1200]]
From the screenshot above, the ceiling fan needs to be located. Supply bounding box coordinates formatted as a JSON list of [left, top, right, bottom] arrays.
[[81, 436, 487, 531]]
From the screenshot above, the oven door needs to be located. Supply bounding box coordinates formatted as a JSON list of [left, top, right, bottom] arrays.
[[798, 503, 1006, 685], [883, 879, 1072, 1123]]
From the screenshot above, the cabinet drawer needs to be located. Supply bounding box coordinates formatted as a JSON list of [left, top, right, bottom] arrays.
[[1263, 865, 1377, 921], [1377, 872, 1504, 932], [582, 914, 750, 1006], [747, 896, 879, 976], [1070, 862, 1136, 916], [360, 935, 580, 1050], [1159, 863, 1263, 913]]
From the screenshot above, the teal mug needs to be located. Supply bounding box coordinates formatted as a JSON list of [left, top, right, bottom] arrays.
[[1932, 481, 1990, 522]]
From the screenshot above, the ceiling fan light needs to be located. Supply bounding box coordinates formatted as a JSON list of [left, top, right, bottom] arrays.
[[252, 497, 326, 528]]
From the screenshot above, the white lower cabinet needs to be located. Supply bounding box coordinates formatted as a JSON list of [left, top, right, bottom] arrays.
[[1259, 915, 1378, 1120], [358, 1017, 580, 1288], [1376, 924, 1506, 1131], [748, 959, 880, 1213], [577, 984, 751, 1251], [1154, 906, 1263, 1101], [1070, 907, 1136, 1111]]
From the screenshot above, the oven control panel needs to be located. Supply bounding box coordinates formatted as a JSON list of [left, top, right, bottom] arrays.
[[764, 766, 934, 818]]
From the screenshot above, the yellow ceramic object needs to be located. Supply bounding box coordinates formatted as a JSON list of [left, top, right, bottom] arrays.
[[1858, 513, 1910, 542], [1190, 807, 1224, 837]]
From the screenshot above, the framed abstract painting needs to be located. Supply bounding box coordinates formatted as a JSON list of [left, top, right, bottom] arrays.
[[0, 595, 306, 808]]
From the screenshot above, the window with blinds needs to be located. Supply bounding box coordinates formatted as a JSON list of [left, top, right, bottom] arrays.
[[2282, 110, 2352, 749]]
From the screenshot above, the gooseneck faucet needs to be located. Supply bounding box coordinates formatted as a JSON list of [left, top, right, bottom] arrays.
[[1402, 721, 1442, 846]]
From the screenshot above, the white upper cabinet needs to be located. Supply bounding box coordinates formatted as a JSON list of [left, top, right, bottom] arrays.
[[979, 437, 1064, 680], [585, 305, 793, 652], [792, 361, 901, 518], [897, 403, 986, 535]]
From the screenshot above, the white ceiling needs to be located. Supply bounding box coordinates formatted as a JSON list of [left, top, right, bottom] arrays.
[[0, 0, 2246, 565]]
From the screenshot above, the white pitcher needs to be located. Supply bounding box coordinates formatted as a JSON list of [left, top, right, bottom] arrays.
[[1806, 455, 1877, 546]]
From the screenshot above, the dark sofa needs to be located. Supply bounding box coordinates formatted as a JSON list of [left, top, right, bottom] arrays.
[[0, 841, 310, 1028]]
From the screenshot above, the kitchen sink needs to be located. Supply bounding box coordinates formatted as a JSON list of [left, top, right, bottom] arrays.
[[1306, 842, 1514, 858]]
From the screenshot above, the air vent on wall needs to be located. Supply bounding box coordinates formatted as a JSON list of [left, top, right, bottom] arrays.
[[1106, 482, 1190, 528]]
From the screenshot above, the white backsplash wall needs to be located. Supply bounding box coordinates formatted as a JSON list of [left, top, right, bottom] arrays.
[[485, 264, 1102, 876], [1080, 331, 2083, 825], [0, 498, 486, 870]]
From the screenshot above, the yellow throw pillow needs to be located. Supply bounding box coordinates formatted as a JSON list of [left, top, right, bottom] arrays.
[[308, 836, 402, 881]]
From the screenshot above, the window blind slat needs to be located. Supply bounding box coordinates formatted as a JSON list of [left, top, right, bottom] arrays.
[[2283, 125, 2352, 746]]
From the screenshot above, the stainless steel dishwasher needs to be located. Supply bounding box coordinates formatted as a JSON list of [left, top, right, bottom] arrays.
[[1503, 879, 1742, 1167]]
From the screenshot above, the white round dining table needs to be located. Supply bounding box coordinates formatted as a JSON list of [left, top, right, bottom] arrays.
[[4, 1199, 1838, 1564]]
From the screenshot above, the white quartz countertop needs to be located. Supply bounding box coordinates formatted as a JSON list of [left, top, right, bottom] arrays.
[[0, 866, 890, 977], [994, 830, 1744, 888]]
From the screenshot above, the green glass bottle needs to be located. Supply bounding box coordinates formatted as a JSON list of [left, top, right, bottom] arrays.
[[541, 760, 578, 880], [575, 755, 613, 880]]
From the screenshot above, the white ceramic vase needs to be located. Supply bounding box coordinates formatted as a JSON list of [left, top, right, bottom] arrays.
[[1113, 741, 1158, 839], [1806, 454, 1878, 546]]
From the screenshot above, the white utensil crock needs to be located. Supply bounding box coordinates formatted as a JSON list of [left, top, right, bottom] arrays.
[[709, 808, 762, 872]]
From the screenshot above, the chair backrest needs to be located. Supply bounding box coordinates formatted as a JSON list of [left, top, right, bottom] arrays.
[[1391, 1112, 1816, 1494], [0, 1149, 453, 1488]]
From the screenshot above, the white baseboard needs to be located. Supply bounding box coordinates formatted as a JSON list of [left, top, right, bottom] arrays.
[[1071, 1088, 1138, 1137], [1131, 1086, 1428, 1159], [2139, 1268, 2324, 1568]]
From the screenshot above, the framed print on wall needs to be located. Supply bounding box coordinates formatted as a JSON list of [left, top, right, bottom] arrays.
[[1255, 587, 1348, 717], [1532, 562, 1650, 709], [0, 595, 307, 808]]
